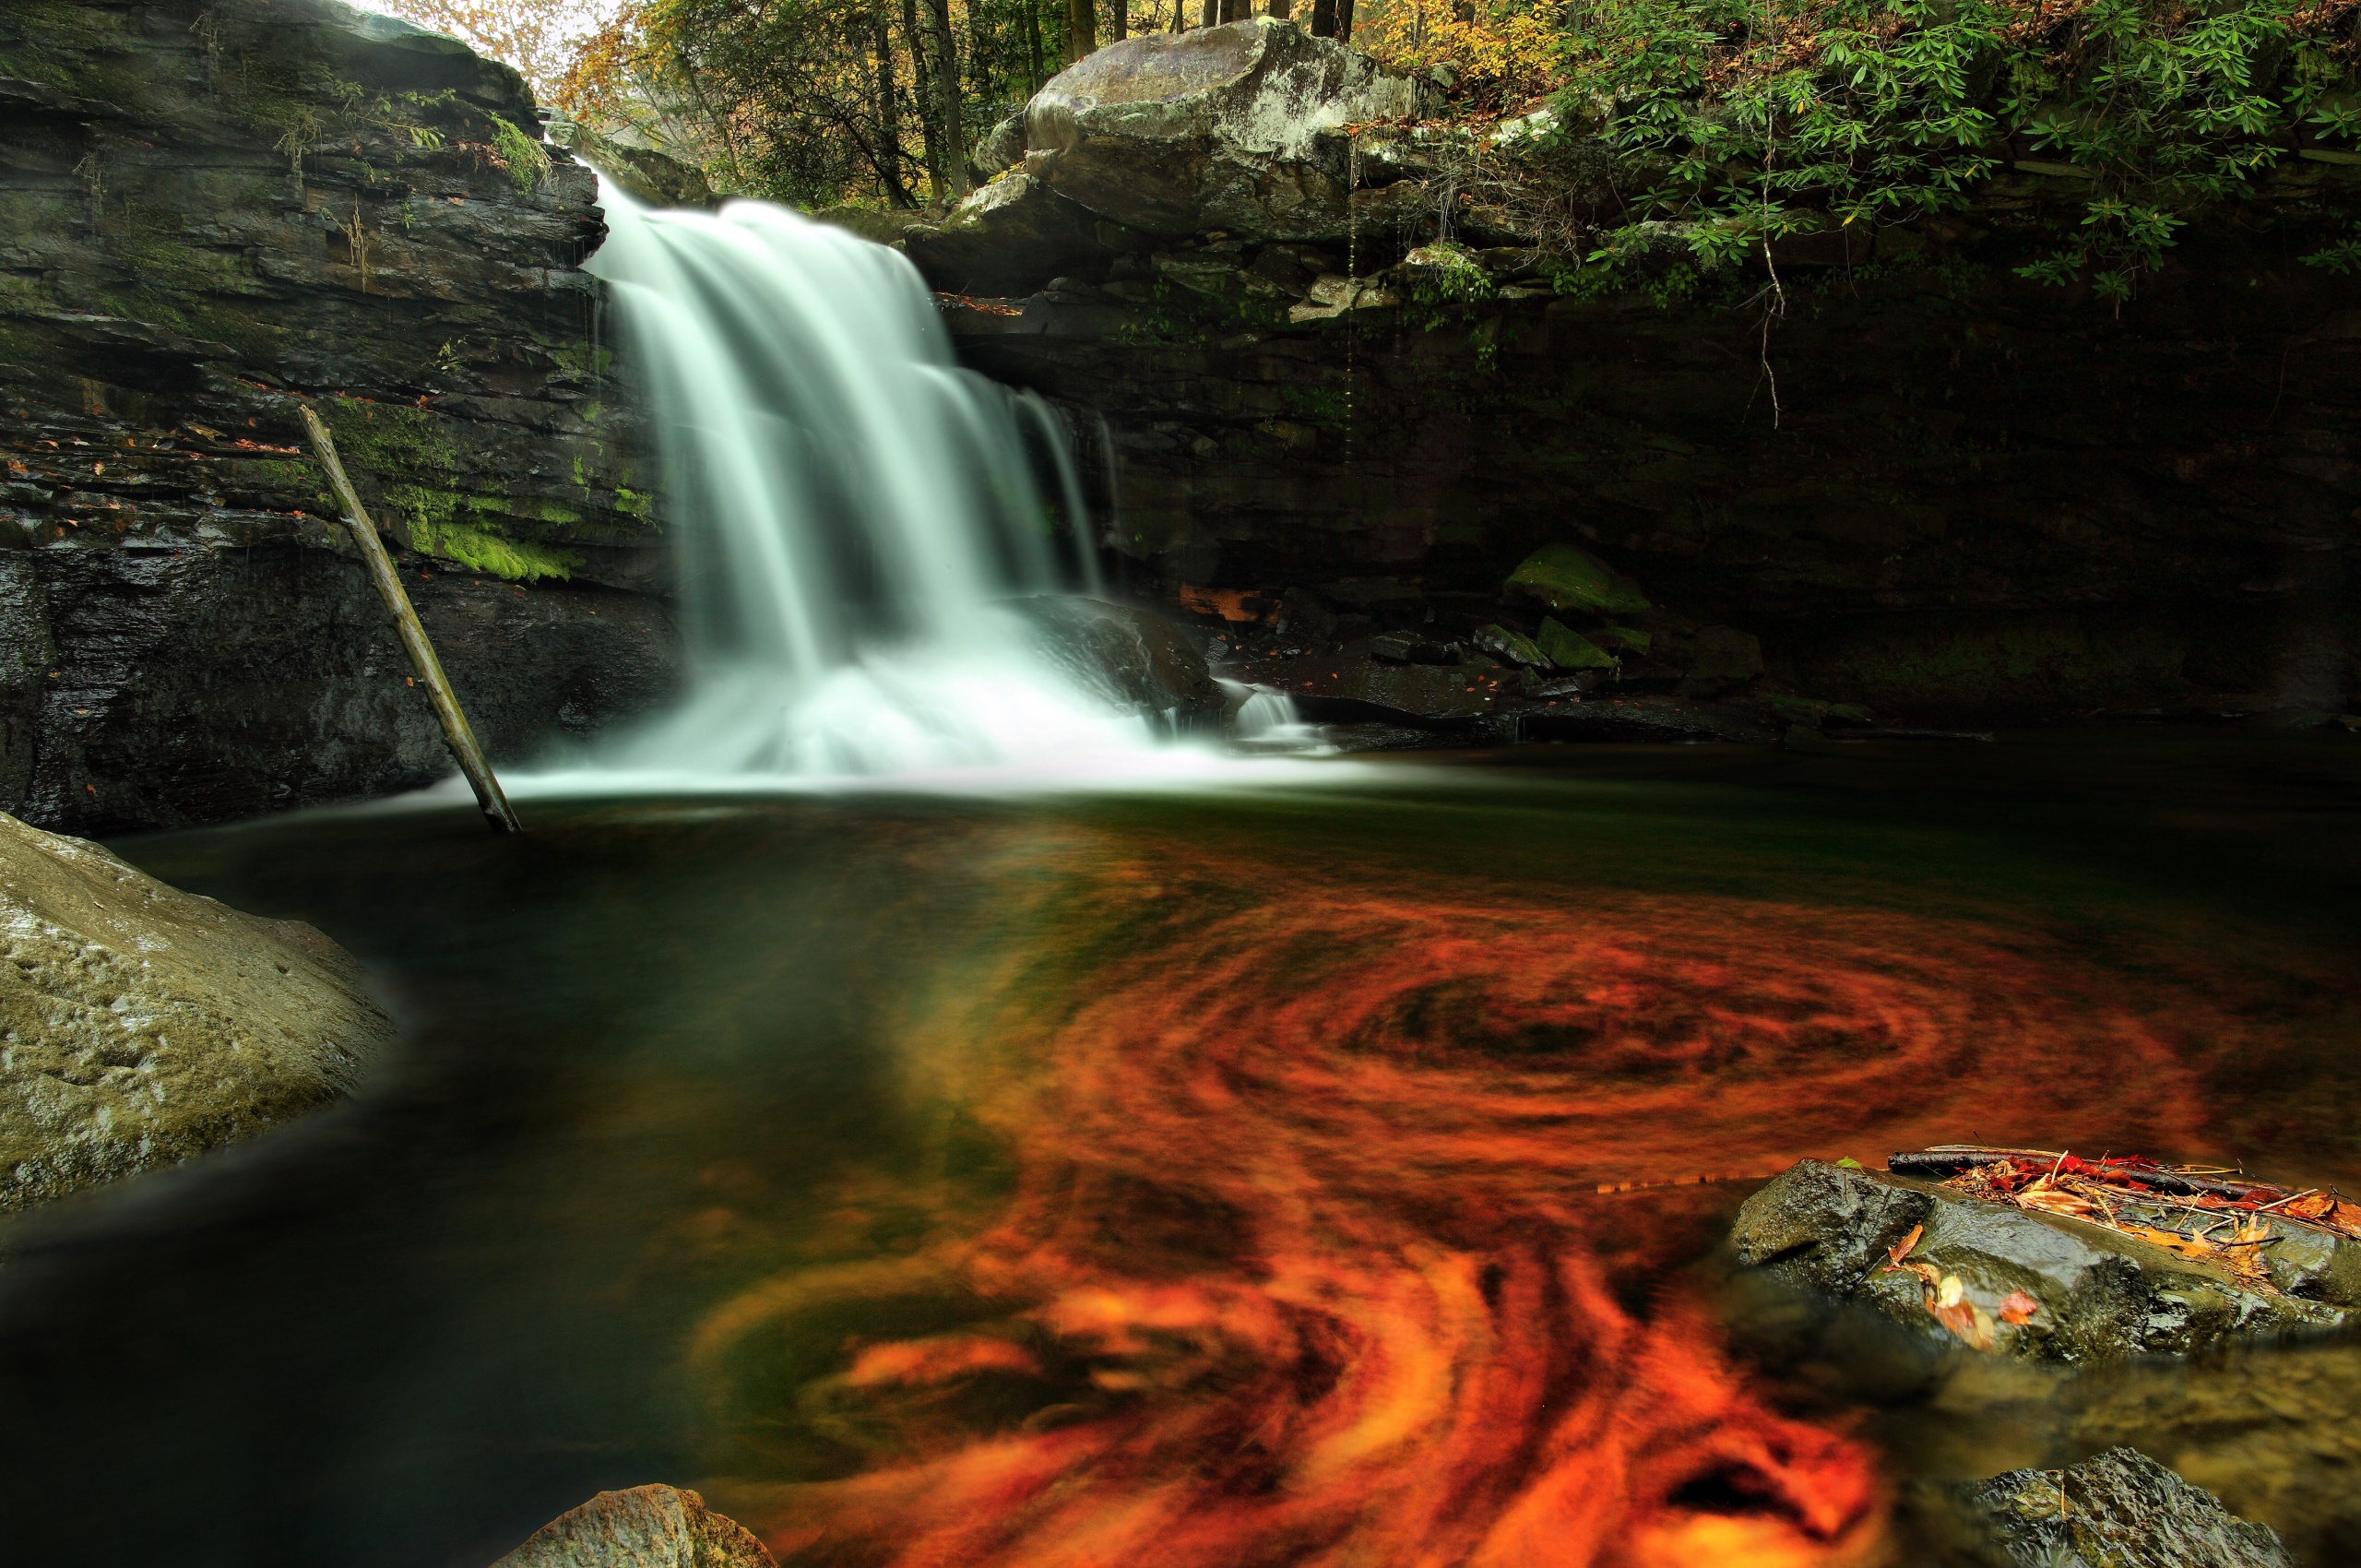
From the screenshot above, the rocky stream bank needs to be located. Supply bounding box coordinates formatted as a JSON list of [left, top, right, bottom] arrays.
[[882, 21, 2361, 738], [2, 5, 2356, 835]]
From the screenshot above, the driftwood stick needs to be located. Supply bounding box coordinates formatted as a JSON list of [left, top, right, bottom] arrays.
[[299, 404, 523, 836]]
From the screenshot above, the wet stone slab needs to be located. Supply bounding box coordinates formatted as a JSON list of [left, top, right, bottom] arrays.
[[1730, 1159, 2356, 1361]]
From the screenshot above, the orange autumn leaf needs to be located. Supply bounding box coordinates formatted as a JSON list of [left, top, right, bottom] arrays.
[[1997, 1289, 2039, 1324]]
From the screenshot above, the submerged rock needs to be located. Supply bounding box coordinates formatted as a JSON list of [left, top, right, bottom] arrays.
[[1022, 20, 1433, 243], [0, 812, 395, 1215], [1006, 596, 1227, 732], [1961, 1446, 2296, 1568], [1730, 1159, 2354, 1360], [490, 1485, 774, 1568]]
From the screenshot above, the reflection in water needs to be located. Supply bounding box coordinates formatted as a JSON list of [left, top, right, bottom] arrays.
[[694, 845, 2225, 1567]]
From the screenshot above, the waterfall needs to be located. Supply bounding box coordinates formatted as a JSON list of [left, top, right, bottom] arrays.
[[581, 189, 1150, 777]]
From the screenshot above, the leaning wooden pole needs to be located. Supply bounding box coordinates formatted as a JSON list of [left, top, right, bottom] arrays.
[[299, 404, 524, 835]]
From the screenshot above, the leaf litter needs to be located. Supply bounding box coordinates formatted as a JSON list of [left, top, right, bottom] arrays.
[[1889, 1146, 2357, 1307]]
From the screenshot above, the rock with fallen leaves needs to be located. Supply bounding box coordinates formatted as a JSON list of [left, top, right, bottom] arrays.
[[1729, 1158, 2355, 1360], [1959, 1446, 2295, 1568]]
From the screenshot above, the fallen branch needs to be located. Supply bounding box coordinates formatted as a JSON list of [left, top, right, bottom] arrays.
[[299, 404, 524, 836]]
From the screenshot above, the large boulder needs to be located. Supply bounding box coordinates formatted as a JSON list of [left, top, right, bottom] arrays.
[[1730, 1159, 2354, 1360], [490, 1485, 774, 1568], [1960, 1447, 2296, 1568], [1022, 20, 1435, 242], [0, 812, 395, 1214], [904, 172, 1112, 296]]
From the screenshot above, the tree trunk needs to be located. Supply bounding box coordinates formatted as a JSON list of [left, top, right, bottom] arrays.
[[902, 0, 946, 197], [1269, 0, 1291, 17], [1337, 0, 1354, 40], [926, 0, 970, 196], [871, 5, 914, 207], [1066, 0, 1095, 63], [1110, 0, 1127, 42], [1311, 0, 1335, 31], [1026, 0, 1047, 89]]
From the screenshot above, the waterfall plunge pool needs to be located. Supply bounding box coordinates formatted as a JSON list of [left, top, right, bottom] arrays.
[[0, 731, 2355, 1567]]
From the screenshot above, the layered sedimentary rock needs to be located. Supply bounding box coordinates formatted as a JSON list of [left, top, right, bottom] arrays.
[[0, 809, 396, 1214], [931, 24, 2361, 723], [1, 0, 679, 833]]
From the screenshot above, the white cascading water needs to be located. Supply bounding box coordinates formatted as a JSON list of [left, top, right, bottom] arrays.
[[579, 189, 1146, 778]]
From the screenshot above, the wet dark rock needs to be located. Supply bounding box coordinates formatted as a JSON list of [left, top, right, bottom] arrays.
[[1681, 625, 1764, 696], [1320, 720, 1442, 752], [1731, 1159, 2354, 1361], [2, 0, 676, 833], [906, 172, 1112, 297], [6, 543, 680, 835], [1006, 595, 1226, 731], [1, 809, 395, 1215], [489, 1484, 775, 1568], [955, 220, 2361, 722], [1517, 695, 1774, 744], [1961, 1447, 2295, 1568], [1270, 650, 1515, 721]]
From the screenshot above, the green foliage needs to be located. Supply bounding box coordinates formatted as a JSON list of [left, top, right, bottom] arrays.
[[611, 0, 1073, 207], [1560, 0, 2361, 302], [2302, 222, 2361, 272], [1404, 240, 1499, 304], [322, 398, 457, 482], [487, 113, 552, 196]]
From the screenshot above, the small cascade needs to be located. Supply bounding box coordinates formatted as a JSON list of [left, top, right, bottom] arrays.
[[582, 189, 1149, 777], [1218, 680, 1330, 753]]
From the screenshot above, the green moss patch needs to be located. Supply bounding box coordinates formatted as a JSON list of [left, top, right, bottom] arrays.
[[1506, 545, 1652, 617], [1538, 618, 1620, 670], [410, 514, 582, 581]]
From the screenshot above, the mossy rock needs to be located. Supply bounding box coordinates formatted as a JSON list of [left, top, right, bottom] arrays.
[[1506, 544, 1651, 617], [1476, 624, 1548, 668], [1538, 617, 1619, 670]]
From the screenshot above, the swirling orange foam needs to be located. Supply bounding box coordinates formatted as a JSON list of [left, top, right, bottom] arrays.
[[702, 856, 2218, 1568]]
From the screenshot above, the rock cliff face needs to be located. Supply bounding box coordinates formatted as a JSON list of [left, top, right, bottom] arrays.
[[930, 24, 2361, 727], [1, 0, 679, 834]]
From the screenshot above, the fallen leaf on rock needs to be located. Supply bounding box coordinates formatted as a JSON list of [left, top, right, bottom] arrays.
[[1997, 1290, 2040, 1324], [1885, 1223, 1925, 1270]]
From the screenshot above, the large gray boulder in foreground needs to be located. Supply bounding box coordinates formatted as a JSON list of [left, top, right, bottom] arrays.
[[1962, 1446, 2295, 1568], [1023, 19, 1433, 241], [1731, 1159, 2354, 1360], [490, 1485, 775, 1568], [1, 812, 394, 1214]]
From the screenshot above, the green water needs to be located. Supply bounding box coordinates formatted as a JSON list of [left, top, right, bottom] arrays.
[[0, 731, 2353, 1566]]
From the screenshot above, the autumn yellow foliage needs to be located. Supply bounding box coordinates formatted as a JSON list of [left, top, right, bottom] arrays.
[[1357, 0, 1568, 112]]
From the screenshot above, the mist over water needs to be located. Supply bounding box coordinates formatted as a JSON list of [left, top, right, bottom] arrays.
[[577, 190, 1155, 780]]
